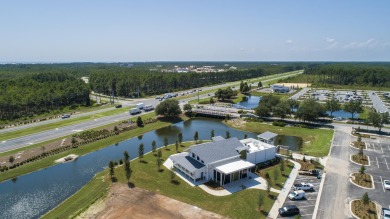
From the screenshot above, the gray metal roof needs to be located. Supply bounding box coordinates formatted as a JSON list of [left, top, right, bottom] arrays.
[[212, 136, 225, 142], [189, 138, 243, 164], [171, 154, 205, 172], [257, 131, 278, 140]]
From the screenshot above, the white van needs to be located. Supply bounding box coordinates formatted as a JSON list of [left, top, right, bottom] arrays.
[[136, 103, 144, 109], [143, 105, 154, 111], [288, 190, 305, 200], [129, 108, 141, 115]]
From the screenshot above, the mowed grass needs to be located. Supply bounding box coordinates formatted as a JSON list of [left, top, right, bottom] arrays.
[[46, 141, 278, 219], [0, 114, 187, 182], [42, 171, 110, 219], [0, 107, 132, 142], [226, 121, 333, 157], [258, 161, 294, 190]]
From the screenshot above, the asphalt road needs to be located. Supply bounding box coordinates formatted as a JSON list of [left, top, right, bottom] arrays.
[[368, 91, 389, 113], [0, 72, 303, 153]]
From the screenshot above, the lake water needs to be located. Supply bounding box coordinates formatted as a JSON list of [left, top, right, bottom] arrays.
[[0, 118, 258, 219], [237, 95, 261, 109], [326, 110, 359, 119], [274, 135, 303, 151]]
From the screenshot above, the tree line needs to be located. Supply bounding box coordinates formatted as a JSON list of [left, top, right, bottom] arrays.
[[0, 72, 90, 120], [297, 63, 390, 87]]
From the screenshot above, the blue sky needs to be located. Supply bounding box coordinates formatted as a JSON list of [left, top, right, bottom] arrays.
[[0, 0, 389, 62]]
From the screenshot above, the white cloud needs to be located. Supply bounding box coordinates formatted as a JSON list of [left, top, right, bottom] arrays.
[[343, 38, 376, 49], [285, 40, 293, 44], [325, 37, 335, 43], [326, 42, 339, 50]]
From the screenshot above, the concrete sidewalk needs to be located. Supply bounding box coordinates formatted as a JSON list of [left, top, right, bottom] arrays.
[[267, 160, 301, 219], [292, 153, 328, 166]]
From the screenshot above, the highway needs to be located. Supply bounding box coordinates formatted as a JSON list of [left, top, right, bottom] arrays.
[[0, 71, 302, 153]]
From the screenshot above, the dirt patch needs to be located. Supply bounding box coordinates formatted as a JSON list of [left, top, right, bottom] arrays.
[[78, 183, 227, 219], [225, 119, 246, 129]]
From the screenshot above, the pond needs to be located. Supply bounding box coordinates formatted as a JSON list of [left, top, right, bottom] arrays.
[[237, 95, 261, 109], [326, 110, 358, 119], [0, 118, 257, 219], [274, 135, 303, 151]]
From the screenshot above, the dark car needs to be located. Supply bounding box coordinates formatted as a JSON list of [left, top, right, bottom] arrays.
[[278, 205, 300, 217], [61, 114, 70, 119], [115, 104, 122, 108]]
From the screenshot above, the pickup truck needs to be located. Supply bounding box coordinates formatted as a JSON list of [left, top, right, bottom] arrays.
[[298, 169, 320, 176], [293, 182, 314, 191]]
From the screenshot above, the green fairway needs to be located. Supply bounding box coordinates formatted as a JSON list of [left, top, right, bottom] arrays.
[[225, 121, 333, 157], [45, 141, 279, 219]]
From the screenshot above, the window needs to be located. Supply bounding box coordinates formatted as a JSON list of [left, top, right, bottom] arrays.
[[192, 153, 195, 158], [201, 160, 204, 164], [197, 156, 199, 161]]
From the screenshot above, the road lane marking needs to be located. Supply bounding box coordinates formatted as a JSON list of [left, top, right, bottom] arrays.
[[380, 176, 386, 192], [376, 157, 380, 168], [373, 144, 376, 151], [385, 158, 389, 170], [381, 144, 384, 153]]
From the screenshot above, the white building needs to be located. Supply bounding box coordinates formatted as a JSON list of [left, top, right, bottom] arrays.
[[271, 84, 290, 93], [169, 137, 276, 186]]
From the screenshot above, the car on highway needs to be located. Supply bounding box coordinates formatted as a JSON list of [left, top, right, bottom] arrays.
[[293, 182, 314, 191], [384, 180, 390, 190], [278, 205, 300, 217], [61, 114, 71, 119], [333, 117, 343, 121], [115, 104, 122, 108]]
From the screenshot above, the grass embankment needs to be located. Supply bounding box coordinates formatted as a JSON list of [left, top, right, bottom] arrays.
[[258, 161, 293, 190], [351, 200, 378, 219], [352, 154, 369, 165], [225, 121, 333, 157], [45, 141, 278, 219], [352, 173, 373, 188], [0, 114, 188, 183], [0, 107, 132, 142]]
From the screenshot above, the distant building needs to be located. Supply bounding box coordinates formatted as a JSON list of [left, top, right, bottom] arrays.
[[168, 136, 276, 186], [271, 85, 290, 93]]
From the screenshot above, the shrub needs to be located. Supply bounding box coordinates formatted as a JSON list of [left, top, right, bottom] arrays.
[[272, 121, 286, 127]]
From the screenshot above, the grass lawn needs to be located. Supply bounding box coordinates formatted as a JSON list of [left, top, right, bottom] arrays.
[[0, 115, 188, 183], [0, 106, 132, 142], [352, 154, 369, 165], [257, 160, 294, 190], [45, 141, 278, 219], [351, 200, 378, 219], [226, 121, 333, 157], [295, 159, 324, 170], [352, 173, 373, 188], [250, 91, 292, 101]]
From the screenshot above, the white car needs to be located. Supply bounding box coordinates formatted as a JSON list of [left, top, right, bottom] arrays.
[[384, 180, 390, 190], [293, 182, 314, 191]]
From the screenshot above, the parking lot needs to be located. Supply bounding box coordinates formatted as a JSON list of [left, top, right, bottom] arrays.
[[349, 139, 390, 209], [277, 174, 322, 218]]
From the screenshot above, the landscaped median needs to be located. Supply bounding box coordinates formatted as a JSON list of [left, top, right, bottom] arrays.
[[44, 141, 286, 219], [0, 114, 188, 183], [350, 140, 366, 149], [350, 172, 375, 189], [350, 193, 379, 219], [350, 154, 370, 166]]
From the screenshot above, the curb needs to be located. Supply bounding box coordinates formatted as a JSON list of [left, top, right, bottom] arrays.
[[349, 141, 367, 150], [349, 173, 375, 190], [312, 172, 326, 219], [349, 199, 380, 219], [349, 154, 371, 167]]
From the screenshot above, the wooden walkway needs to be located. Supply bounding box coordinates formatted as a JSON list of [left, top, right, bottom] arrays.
[[192, 108, 240, 118]]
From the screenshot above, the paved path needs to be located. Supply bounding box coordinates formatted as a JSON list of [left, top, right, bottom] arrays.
[[368, 91, 389, 113], [289, 87, 310, 100], [316, 125, 352, 219], [267, 160, 301, 219]]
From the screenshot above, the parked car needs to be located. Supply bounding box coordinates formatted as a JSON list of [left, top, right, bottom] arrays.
[[288, 190, 305, 200], [278, 205, 300, 217], [384, 180, 390, 190], [298, 169, 320, 176], [61, 114, 70, 119], [383, 208, 390, 219], [293, 182, 314, 191], [115, 104, 122, 108]]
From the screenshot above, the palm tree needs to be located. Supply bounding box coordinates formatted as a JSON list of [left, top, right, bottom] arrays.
[[152, 140, 157, 154], [164, 137, 169, 150], [178, 132, 183, 145], [194, 131, 199, 143], [109, 161, 115, 180], [225, 131, 231, 139], [211, 129, 215, 139], [156, 156, 162, 172], [175, 141, 179, 152], [138, 143, 144, 162]]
